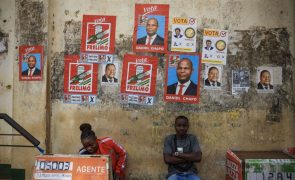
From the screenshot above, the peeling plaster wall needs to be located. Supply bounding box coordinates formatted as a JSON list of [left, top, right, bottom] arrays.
[[0, 0, 294, 180]]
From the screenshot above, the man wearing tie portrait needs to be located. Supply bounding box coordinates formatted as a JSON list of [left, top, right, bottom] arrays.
[[21, 55, 41, 76], [167, 58, 197, 96]]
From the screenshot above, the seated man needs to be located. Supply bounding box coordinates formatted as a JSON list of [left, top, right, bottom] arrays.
[[163, 116, 202, 180]]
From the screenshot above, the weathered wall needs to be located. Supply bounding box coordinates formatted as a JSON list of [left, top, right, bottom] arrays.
[[49, 0, 295, 180], [0, 0, 48, 179], [0, 0, 15, 165], [0, 0, 294, 180]]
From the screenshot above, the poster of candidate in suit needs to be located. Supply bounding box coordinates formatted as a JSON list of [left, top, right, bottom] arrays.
[[101, 62, 119, 85], [171, 17, 197, 52], [133, 4, 169, 53], [164, 53, 201, 104], [19, 45, 43, 81], [201, 28, 228, 65]]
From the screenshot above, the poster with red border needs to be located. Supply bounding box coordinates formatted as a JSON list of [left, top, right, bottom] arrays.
[[120, 54, 158, 105], [19, 45, 43, 81], [63, 55, 98, 104], [81, 15, 116, 54], [164, 53, 201, 104], [133, 4, 169, 53], [226, 149, 243, 180], [32, 155, 110, 180]]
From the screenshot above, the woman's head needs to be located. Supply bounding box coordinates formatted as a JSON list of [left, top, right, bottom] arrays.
[[80, 123, 98, 154]]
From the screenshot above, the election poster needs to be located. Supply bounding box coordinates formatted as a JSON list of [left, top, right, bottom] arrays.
[[204, 64, 222, 89], [80, 52, 114, 64], [164, 53, 201, 104], [63, 55, 98, 104], [120, 54, 158, 105], [100, 62, 120, 86], [171, 17, 197, 52], [32, 155, 110, 180], [202, 28, 229, 65], [19, 45, 43, 81], [80, 15, 116, 63], [133, 4, 169, 53], [256, 66, 282, 93], [232, 69, 250, 95]]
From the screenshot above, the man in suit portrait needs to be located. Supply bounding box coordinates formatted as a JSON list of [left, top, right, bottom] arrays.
[[22, 55, 41, 76], [204, 39, 214, 51], [102, 63, 118, 83], [204, 66, 221, 87], [167, 58, 197, 96], [174, 28, 183, 39], [137, 17, 164, 46], [257, 70, 273, 90]]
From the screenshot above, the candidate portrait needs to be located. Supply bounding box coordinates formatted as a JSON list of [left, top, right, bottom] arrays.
[[136, 17, 164, 46], [101, 63, 118, 83], [257, 70, 273, 90], [204, 66, 221, 87], [21, 55, 41, 76], [167, 57, 198, 96]]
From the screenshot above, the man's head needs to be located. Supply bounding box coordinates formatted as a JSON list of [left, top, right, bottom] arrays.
[[260, 70, 271, 86], [176, 58, 194, 84], [105, 64, 116, 79], [27, 55, 37, 69], [206, 40, 212, 47], [80, 123, 98, 154], [175, 28, 181, 36], [174, 116, 189, 137], [207, 66, 219, 82], [146, 18, 159, 37]]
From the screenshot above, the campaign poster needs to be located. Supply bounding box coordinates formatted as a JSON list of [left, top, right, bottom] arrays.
[[201, 28, 229, 65], [120, 54, 158, 105], [80, 15, 116, 54], [164, 53, 201, 104], [204, 64, 222, 89], [19, 45, 43, 81], [171, 17, 197, 52], [133, 4, 169, 53], [100, 62, 120, 86], [63, 55, 98, 104], [232, 69, 250, 95], [80, 52, 113, 64], [256, 66, 282, 93], [32, 155, 110, 180]]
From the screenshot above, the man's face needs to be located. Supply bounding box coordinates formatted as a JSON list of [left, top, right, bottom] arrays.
[[260, 71, 271, 85], [177, 59, 193, 84], [175, 118, 189, 137], [208, 68, 219, 82], [81, 137, 98, 154], [175, 29, 180, 36], [28, 56, 36, 69], [206, 40, 212, 47], [146, 19, 158, 36], [105, 65, 116, 79]]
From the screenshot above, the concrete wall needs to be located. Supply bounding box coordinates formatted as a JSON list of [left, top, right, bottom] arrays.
[[0, 0, 295, 179]]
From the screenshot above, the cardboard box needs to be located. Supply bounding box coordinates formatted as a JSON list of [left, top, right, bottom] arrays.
[[32, 154, 112, 180], [226, 149, 295, 180]]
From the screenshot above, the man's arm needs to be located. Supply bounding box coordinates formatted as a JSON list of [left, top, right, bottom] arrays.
[[164, 151, 202, 164]]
